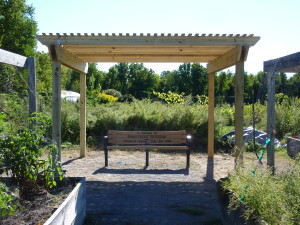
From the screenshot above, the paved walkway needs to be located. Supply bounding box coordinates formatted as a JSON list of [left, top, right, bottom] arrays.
[[62, 151, 234, 225]]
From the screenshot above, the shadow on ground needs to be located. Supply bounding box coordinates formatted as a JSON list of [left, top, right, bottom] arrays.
[[93, 167, 189, 175]]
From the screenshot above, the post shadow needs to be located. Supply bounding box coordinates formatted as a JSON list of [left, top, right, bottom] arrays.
[[204, 157, 214, 182]]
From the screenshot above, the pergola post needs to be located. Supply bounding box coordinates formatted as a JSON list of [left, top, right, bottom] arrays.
[[267, 71, 275, 173], [208, 72, 215, 158], [52, 60, 62, 161], [26, 57, 37, 117], [234, 60, 245, 166], [80, 72, 86, 157]]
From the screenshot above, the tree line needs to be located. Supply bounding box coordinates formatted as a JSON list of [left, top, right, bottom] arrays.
[[1, 0, 300, 104]]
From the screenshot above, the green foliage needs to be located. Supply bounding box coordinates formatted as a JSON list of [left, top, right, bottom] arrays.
[[103, 89, 122, 98], [275, 96, 300, 139], [0, 0, 37, 56], [0, 93, 28, 132], [98, 93, 118, 104], [0, 114, 64, 199], [223, 163, 300, 225], [0, 183, 16, 217], [153, 91, 185, 104], [196, 95, 209, 105]]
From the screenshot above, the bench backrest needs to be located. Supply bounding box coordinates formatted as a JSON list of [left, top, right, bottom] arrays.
[[107, 130, 188, 146]]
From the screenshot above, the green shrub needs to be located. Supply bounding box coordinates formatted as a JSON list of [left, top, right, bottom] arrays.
[[275, 96, 300, 139], [61, 101, 80, 144], [153, 91, 185, 104], [223, 163, 300, 225], [0, 114, 64, 200], [103, 89, 122, 98]]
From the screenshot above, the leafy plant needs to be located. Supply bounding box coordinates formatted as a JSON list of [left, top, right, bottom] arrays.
[[103, 89, 122, 98], [153, 91, 185, 104], [0, 113, 64, 199], [0, 183, 16, 217]]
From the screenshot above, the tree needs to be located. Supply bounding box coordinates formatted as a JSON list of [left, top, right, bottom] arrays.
[[0, 0, 37, 56], [177, 63, 192, 94], [128, 63, 159, 99], [86, 63, 104, 92], [191, 63, 208, 96], [0, 0, 37, 95], [215, 71, 234, 104], [115, 63, 129, 94]]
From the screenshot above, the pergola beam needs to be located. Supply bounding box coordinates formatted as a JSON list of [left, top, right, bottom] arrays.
[[49, 45, 88, 73], [207, 46, 242, 73], [264, 52, 300, 73]]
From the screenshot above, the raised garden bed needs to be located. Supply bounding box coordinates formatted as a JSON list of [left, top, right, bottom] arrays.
[[0, 177, 86, 225]]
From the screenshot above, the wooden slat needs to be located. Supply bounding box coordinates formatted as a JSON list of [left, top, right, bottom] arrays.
[[107, 145, 188, 150], [108, 135, 186, 141], [108, 130, 186, 135], [109, 138, 186, 145]]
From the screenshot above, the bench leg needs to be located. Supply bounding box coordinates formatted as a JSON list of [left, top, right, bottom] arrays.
[[186, 149, 190, 168], [105, 148, 108, 167], [146, 150, 149, 167]]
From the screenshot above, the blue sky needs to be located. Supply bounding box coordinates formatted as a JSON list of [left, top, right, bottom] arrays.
[[27, 0, 300, 74]]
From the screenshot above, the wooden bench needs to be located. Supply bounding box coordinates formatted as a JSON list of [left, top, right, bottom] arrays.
[[104, 130, 192, 168]]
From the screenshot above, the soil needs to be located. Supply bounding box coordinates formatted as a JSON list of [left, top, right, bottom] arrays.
[[0, 177, 77, 225]]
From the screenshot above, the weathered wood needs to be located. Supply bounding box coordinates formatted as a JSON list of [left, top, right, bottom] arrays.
[[26, 57, 37, 117], [267, 71, 276, 174], [234, 61, 245, 166], [207, 46, 242, 73], [52, 60, 62, 161], [104, 130, 191, 168], [0, 48, 27, 67], [208, 72, 215, 158], [80, 72, 86, 158], [264, 52, 300, 73]]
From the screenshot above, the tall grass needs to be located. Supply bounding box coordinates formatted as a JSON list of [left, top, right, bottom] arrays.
[[223, 163, 300, 224], [59, 97, 299, 148]]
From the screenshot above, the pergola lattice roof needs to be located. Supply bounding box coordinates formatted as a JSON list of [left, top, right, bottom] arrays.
[[37, 33, 260, 73]]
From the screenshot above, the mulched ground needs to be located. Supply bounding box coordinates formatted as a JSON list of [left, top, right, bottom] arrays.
[[62, 149, 235, 225]]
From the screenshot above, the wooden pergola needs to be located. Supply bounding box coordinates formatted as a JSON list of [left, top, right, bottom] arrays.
[[37, 33, 260, 161], [264, 52, 300, 172]]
